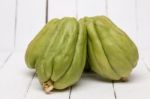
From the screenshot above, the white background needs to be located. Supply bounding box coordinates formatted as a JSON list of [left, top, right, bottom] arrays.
[[0, 0, 150, 99]]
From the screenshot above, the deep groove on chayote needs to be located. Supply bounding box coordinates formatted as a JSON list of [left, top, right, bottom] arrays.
[[94, 23, 121, 77]]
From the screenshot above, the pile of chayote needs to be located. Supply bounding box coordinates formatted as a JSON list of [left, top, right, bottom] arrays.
[[25, 16, 138, 93]]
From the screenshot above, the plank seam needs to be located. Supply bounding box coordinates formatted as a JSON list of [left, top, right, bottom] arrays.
[[112, 81, 117, 99], [134, 0, 150, 73], [69, 87, 72, 99], [46, 0, 49, 23], [0, 0, 18, 69], [141, 58, 150, 73], [0, 51, 14, 70], [23, 73, 36, 98], [14, 0, 18, 49]]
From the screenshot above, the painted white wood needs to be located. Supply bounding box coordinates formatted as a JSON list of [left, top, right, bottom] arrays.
[[0, 60, 2, 67], [48, 0, 76, 19], [0, 51, 11, 65], [136, 0, 150, 70], [77, 0, 106, 19], [140, 48, 150, 69], [0, 52, 35, 99], [0, 0, 15, 51], [107, 0, 138, 46], [71, 74, 115, 99], [15, 0, 46, 51], [142, 53, 150, 69], [25, 75, 70, 99], [0, 0, 15, 64], [113, 59, 150, 99], [0, 0, 47, 99], [137, 0, 150, 51]]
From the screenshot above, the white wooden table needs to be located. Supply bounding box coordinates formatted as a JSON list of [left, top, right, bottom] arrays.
[[0, 0, 150, 99]]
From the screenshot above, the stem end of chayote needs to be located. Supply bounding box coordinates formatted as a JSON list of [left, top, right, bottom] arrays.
[[42, 80, 53, 93]]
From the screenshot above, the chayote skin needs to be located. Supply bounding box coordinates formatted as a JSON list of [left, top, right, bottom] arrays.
[[25, 17, 87, 92], [85, 16, 139, 81], [25, 18, 60, 69]]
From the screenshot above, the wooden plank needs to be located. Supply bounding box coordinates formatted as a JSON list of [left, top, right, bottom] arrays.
[[0, 0, 47, 99], [137, 0, 150, 69], [0, 52, 11, 63], [77, 0, 106, 19], [15, 0, 46, 51], [137, 0, 150, 51], [48, 0, 76, 19], [107, 0, 138, 46], [0, 51, 12, 69], [0, 0, 15, 51], [142, 53, 150, 70], [113, 59, 150, 99], [0, 0, 16, 64], [71, 74, 115, 99], [0, 52, 35, 99], [0, 61, 2, 67]]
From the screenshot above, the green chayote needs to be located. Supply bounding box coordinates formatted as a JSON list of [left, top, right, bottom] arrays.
[[25, 17, 87, 92], [85, 16, 139, 81], [25, 15, 139, 94]]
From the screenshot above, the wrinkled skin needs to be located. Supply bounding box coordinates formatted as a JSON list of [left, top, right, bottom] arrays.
[[85, 16, 139, 81], [25, 17, 87, 92]]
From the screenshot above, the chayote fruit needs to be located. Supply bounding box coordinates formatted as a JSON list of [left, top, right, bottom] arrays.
[[25, 17, 87, 92], [85, 16, 139, 81]]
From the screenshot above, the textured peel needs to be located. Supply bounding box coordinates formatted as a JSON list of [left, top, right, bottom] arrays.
[[86, 16, 138, 80]]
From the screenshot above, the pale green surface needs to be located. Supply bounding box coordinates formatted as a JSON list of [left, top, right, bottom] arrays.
[[25, 17, 87, 90], [86, 16, 139, 80]]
